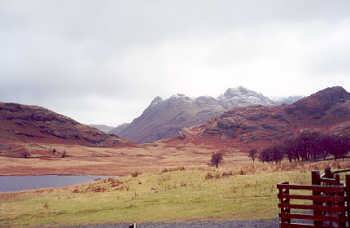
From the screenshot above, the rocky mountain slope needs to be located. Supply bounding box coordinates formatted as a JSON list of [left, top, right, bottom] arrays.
[[175, 86, 350, 149], [111, 87, 275, 143], [0, 102, 129, 147]]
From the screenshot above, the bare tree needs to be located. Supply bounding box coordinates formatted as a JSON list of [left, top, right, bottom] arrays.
[[210, 152, 223, 168], [248, 149, 258, 164]]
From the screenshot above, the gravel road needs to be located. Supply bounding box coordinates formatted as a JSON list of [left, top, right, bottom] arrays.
[[64, 218, 279, 228]]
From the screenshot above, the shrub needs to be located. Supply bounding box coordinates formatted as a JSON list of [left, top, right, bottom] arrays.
[[205, 171, 221, 180], [239, 169, 245, 175], [161, 166, 185, 173], [61, 150, 67, 158], [131, 171, 141, 177], [205, 172, 214, 180], [222, 171, 233, 177], [20, 151, 30, 158]]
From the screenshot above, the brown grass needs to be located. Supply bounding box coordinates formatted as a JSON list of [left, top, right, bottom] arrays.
[[0, 141, 350, 177]]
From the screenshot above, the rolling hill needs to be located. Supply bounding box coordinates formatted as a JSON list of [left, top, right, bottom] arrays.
[[0, 102, 129, 147]]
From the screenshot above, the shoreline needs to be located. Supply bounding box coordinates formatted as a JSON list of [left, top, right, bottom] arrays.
[[62, 219, 279, 228]]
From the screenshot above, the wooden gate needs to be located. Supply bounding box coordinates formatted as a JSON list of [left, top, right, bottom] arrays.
[[277, 169, 350, 227]]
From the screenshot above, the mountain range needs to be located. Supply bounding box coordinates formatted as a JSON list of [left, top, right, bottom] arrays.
[[172, 86, 350, 150], [1, 86, 347, 154], [111, 87, 277, 143]]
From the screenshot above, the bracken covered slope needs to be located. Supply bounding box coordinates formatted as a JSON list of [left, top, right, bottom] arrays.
[[174, 86, 350, 149], [0, 102, 130, 147]]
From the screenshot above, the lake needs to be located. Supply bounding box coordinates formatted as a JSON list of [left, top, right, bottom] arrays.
[[0, 175, 108, 192]]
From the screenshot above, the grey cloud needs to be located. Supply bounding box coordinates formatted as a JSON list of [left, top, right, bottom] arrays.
[[0, 0, 350, 124]]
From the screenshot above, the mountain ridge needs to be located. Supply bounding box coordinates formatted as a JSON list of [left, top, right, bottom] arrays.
[[172, 86, 350, 150], [111, 87, 276, 143]]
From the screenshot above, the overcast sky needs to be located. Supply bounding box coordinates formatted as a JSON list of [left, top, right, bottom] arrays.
[[1, 0, 350, 126]]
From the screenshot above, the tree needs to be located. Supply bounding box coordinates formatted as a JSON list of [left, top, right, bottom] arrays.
[[248, 149, 258, 164], [258, 132, 350, 163], [271, 146, 284, 163], [324, 135, 350, 160], [210, 152, 223, 168], [259, 148, 273, 163], [259, 145, 284, 163], [284, 138, 299, 162], [284, 131, 329, 162]]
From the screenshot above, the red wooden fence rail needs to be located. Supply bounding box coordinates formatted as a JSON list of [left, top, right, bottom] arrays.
[[277, 169, 350, 228]]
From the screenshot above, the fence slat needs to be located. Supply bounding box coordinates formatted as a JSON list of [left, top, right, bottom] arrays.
[[278, 193, 346, 203], [277, 184, 345, 192], [278, 203, 346, 212], [280, 213, 346, 222]]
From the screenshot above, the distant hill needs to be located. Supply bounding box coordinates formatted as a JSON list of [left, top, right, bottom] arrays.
[[173, 86, 350, 150], [110, 123, 130, 135], [0, 102, 130, 147], [89, 124, 115, 133], [111, 87, 275, 143]]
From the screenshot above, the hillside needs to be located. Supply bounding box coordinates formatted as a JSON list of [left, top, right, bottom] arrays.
[[175, 86, 350, 149], [111, 87, 275, 143], [0, 102, 129, 147]]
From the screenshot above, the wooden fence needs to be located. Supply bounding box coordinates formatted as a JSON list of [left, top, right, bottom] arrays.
[[277, 168, 350, 227]]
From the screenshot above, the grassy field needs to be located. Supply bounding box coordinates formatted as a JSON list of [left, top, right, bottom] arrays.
[[1, 154, 349, 227], [0, 167, 313, 227]]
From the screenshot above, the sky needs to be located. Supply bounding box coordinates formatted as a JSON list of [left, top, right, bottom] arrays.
[[1, 0, 350, 126]]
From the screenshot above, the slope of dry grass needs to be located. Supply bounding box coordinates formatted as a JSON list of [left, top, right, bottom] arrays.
[[0, 168, 308, 227]]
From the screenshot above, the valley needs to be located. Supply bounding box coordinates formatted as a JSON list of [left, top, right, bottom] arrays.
[[2, 2, 350, 227], [0, 86, 349, 227], [0, 142, 243, 176]]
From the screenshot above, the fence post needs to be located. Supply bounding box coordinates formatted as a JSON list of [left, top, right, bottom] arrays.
[[279, 181, 290, 226], [312, 170, 322, 227], [324, 167, 333, 178], [346, 175, 350, 227], [334, 174, 346, 227]]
